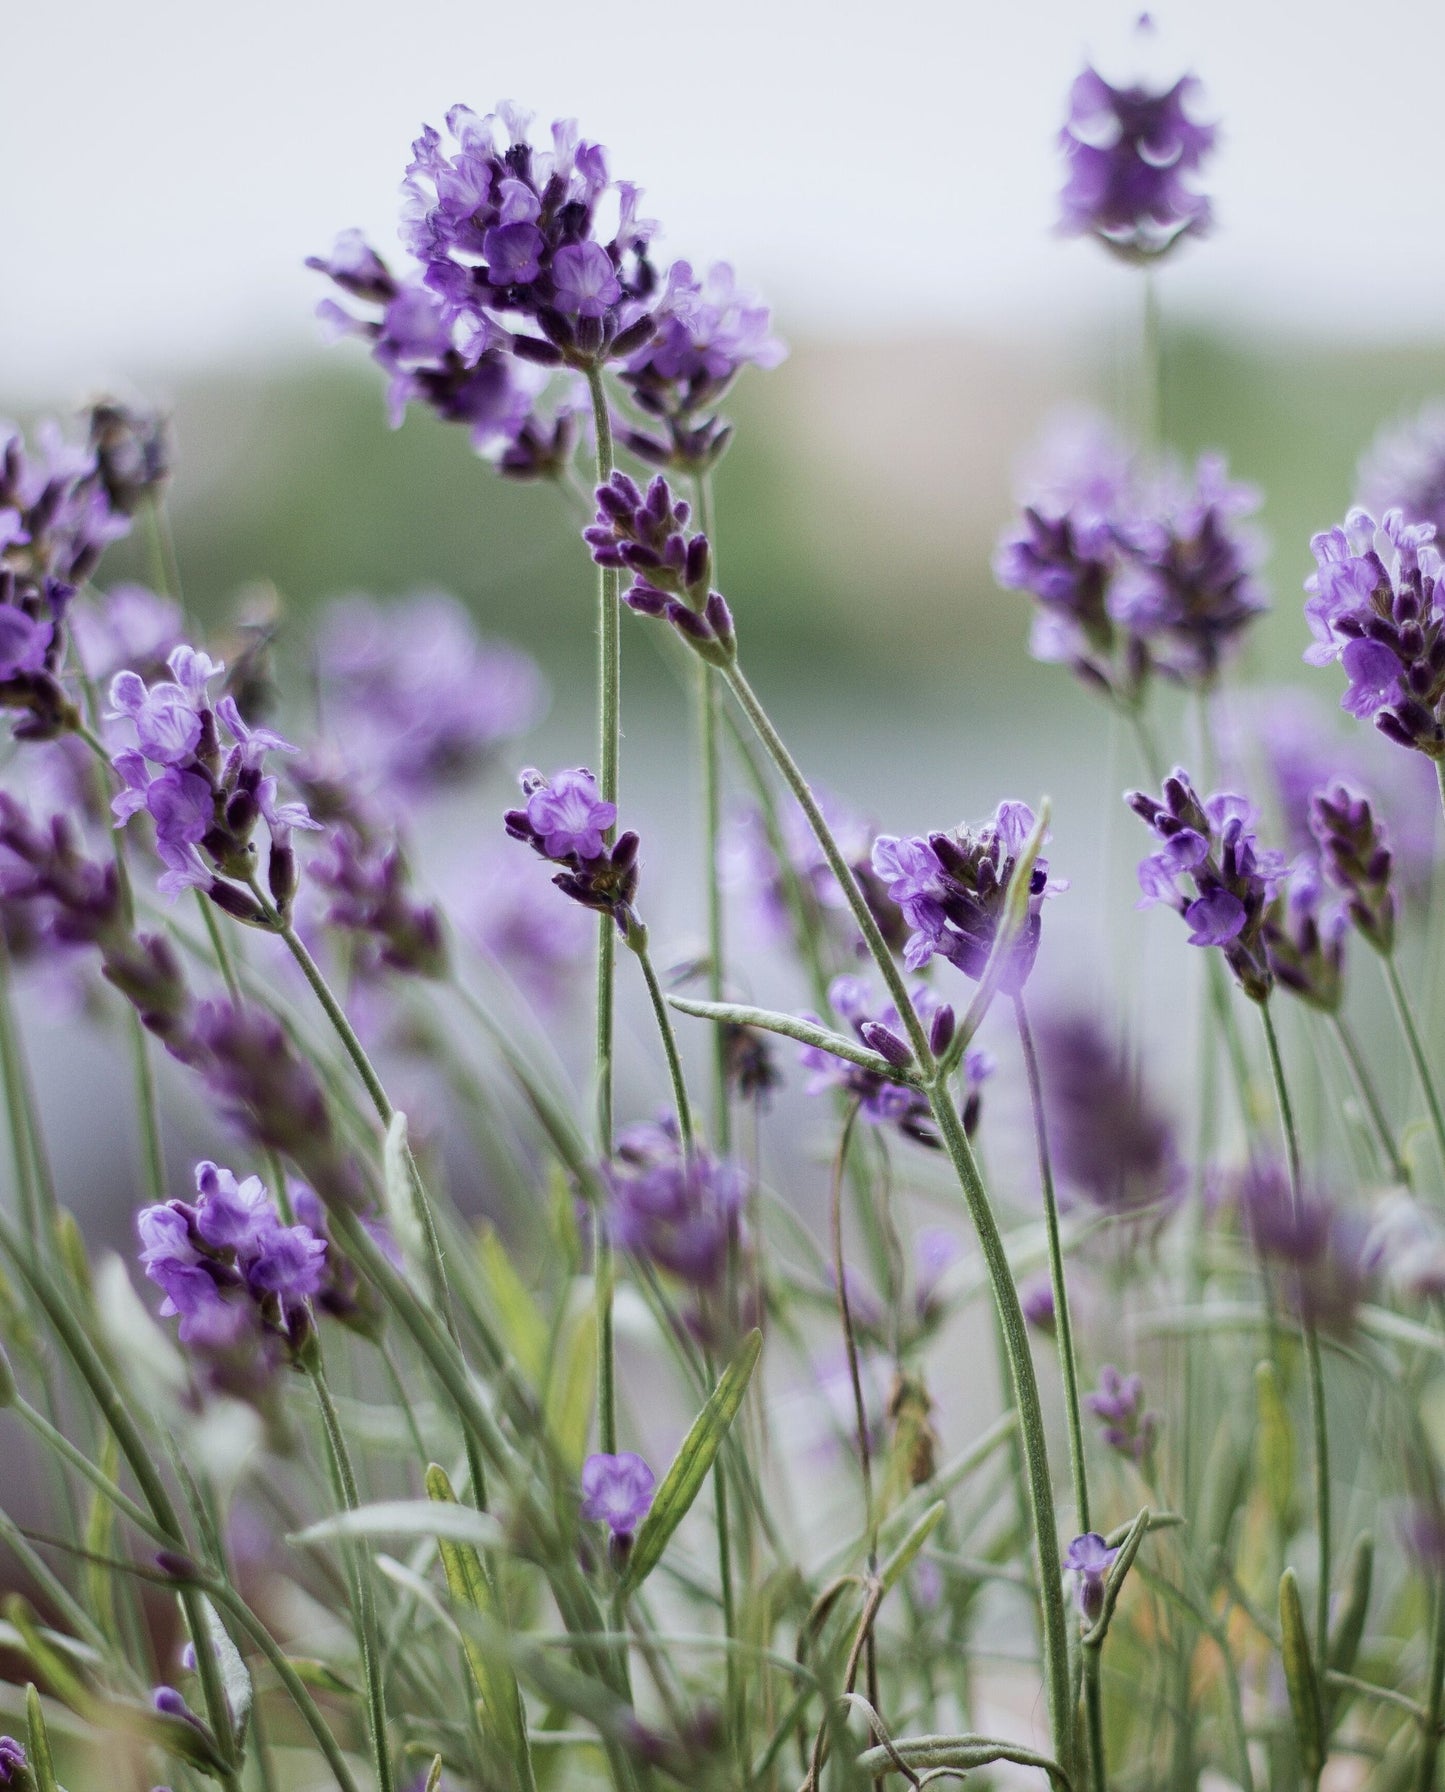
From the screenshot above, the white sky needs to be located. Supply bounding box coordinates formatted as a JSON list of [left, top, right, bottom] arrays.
[[4, 0, 1443, 400]]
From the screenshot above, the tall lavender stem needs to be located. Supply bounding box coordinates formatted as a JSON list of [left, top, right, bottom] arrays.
[[694, 472, 731, 1149], [716, 657, 1074, 1778], [586, 366, 621, 1459], [1381, 954, 1445, 1177]]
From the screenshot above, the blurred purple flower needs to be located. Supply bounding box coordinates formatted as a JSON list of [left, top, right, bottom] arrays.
[[1065, 1531, 1119, 1622], [1035, 1011, 1182, 1212], [604, 1120, 743, 1290], [580, 1451, 655, 1539], [1087, 1364, 1158, 1463]]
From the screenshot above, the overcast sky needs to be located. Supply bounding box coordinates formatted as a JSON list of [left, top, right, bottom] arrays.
[[5, 0, 1443, 401]]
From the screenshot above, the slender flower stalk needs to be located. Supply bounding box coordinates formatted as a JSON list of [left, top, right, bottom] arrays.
[[1260, 1000, 1332, 1670], [1382, 954, 1445, 1176], [694, 470, 730, 1149]]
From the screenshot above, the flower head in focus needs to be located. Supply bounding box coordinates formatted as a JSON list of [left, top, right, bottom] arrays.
[[505, 767, 640, 938]]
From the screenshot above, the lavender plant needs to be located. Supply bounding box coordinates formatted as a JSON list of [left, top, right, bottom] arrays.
[[0, 51, 1442, 1792]]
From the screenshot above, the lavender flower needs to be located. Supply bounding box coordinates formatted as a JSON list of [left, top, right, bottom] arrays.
[[797, 973, 990, 1146], [504, 767, 640, 937], [1035, 1012, 1182, 1212], [1358, 401, 1445, 539], [139, 1160, 325, 1377], [0, 415, 131, 585], [398, 103, 658, 370], [315, 595, 545, 797], [1233, 1160, 1373, 1334], [996, 425, 1265, 699], [108, 645, 320, 912], [604, 1120, 744, 1291], [1058, 62, 1216, 259], [1021, 1274, 1056, 1333], [619, 260, 785, 471], [0, 1739, 25, 1786], [1308, 783, 1396, 954], [70, 582, 184, 683], [311, 826, 446, 979], [585, 472, 735, 663], [580, 1451, 656, 1541], [1129, 770, 1286, 1001], [1086, 1364, 1159, 1463], [469, 851, 591, 1009], [1304, 508, 1445, 756], [1261, 854, 1347, 1012], [1065, 1532, 1120, 1623], [872, 802, 1063, 990]]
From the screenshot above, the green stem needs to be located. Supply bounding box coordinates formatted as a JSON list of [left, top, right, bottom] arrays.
[[1383, 952, 1445, 1177], [694, 473, 731, 1150], [0, 948, 41, 1244], [631, 940, 695, 1152], [1332, 1012, 1409, 1186], [310, 1362, 394, 1792], [1415, 1575, 1445, 1792], [1260, 1001, 1332, 1671], [1141, 267, 1164, 453], [714, 652, 1071, 1774], [1014, 995, 1101, 1792], [587, 365, 621, 1459], [128, 1010, 167, 1206]]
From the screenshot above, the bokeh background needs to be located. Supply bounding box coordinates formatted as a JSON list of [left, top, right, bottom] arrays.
[[6, 0, 1445, 1263]]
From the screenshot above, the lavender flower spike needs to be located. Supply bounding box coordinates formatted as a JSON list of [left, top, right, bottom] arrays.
[[1086, 1364, 1159, 1464], [0, 1738, 25, 1786], [871, 802, 1064, 990], [504, 767, 641, 938], [1309, 782, 1396, 954], [585, 471, 735, 664], [1058, 59, 1216, 260], [1065, 1532, 1120, 1624], [1303, 508, 1445, 758], [1129, 770, 1286, 1001]]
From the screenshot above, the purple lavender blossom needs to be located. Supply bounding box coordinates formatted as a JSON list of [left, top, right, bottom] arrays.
[[311, 825, 447, 978], [585, 472, 735, 663], [1358, 402, 1445, 539], [1129, 770, 1287, 1000], [605, 1120, 744, 1291], [619, 260, 786, 471], [996, 422, 1265, 699], [505, 767, 640, 936], [1304, 509, 1445, 757], [469, 851, 591, 1009], [1065, 1532, 1120, 1623], [872, 802, 1063, 990], [1233, 1160, 1373, 1334], [315, 594, 544, 799], [0, 415, 131, 585], [398, 103, 658, 370], [0, 1738, 26, 1784], [580, 1451, 656, 1541], [1020, 1274, 1056, 1333], [138, 1159, 325, 1373], [797, 973, 990, 1147], [1086, 1364, 1159, 1463], [1260, 854, 1347, 1012], [1308, 783, 1396, 954], [1058, 62, 1216, 258], [70, 582, 184, 683], [108, 645, 320, 911], [1035, 1012, 1182, 1212]]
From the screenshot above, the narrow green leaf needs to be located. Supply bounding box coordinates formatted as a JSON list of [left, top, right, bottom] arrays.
[[544, 1297, 596, 1476], [83, 1433, 119, 1643], [425, 1463, 530, 1785], [622, 1328, 762, 1595], [425, 1757, 444, 1792], [381, 1110, 426, 1268], [1279, 1567, 1324, 1778], [5, 1598, 91, 1715], [666, 998, 921, 1084], [1083, 1507, 1151, 1648], [199, 1596, 252, 1751], [476, 1228, 547, 1387], [852, 1731, 1071, 1791], [25, 1684, 58, 1792], [1255, 1360, 1296, 1532], [291, 1500, 503, 1552], [1326, 1533, 1374, 1728], [879, 1501, 947, 1595]]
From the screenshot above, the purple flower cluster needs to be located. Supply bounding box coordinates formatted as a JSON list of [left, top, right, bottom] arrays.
[[0, 1738, 25, 1785], [1064, 1532, 1119, 1623], [798, 974, 993, 1146], [1130, 771, 1286, 1001], [314, 595, 545, 799], [1058, 63, 1216, 258], [71, 582, 184, 684], [109, 645, 319, 911], [619, 260, 786, 472], [1035, 1012, 1181, 1213], [0, 415, 134, 739], [311, 825, 446, 979], [504, 767, 640, 937], [872, 802, 1062, 991], [1308, 783, 1395, 955], [1233, 1160, 1373, 1334], [1305, 509, 1445, 756], [139, 1160, 326, 1370], [468, 851, 591, 1009], [399, 103, 658, 370], [1086, 1364, 1158, 1464], [580, 1451, 656, 1543], [605, 1119, 744, 1292], [996, 422, 1266, 700], [1358, 402, 1445, 540], [585, 472, 735, 664], [1260, 855, 1347, 1012]]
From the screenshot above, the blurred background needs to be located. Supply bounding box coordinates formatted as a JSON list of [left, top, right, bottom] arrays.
[[5, 0, 1445, 1264]]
